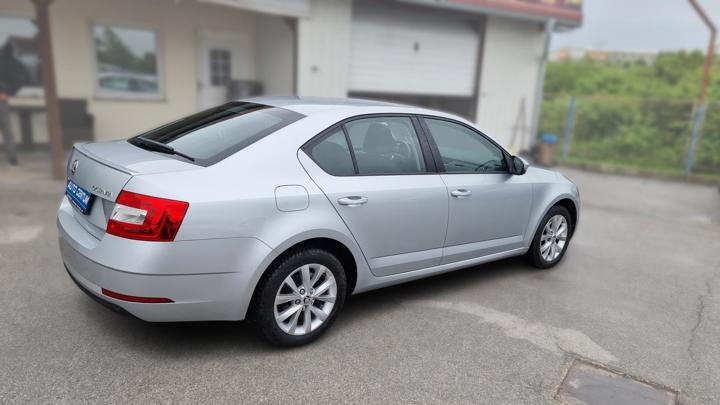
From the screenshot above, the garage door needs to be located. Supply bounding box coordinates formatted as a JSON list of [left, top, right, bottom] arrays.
[[349, 1, 481, 97]]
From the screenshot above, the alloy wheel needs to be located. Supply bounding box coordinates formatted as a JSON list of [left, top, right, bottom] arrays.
[[540, 214, 568, 262], [274, 264, 337, 336]]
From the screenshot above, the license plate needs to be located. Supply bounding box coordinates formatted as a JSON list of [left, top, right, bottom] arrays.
[[66, 179, 94, 214]]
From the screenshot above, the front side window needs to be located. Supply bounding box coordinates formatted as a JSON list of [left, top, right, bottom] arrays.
[[344, 117, 426, 175], [424, 118, 508, 173], [93, 25, 160, 98], [129, 102, 304, 166]]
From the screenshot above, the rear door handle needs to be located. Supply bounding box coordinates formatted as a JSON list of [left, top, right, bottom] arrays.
[[337, 196, 368, 207], [451, 189, 472, 198]]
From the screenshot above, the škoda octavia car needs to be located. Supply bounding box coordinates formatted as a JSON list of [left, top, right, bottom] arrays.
[[58, 97, 579, 346]]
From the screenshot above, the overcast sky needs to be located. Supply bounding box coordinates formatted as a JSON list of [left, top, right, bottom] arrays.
[[552, 0, 720, 52]]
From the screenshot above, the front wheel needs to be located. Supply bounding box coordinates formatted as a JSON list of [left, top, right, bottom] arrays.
[[527, 206, 573, 269], [250, 248, 347, 346]]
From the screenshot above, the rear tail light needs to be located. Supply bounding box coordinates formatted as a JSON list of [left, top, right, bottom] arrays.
[[107, 191, 189, 242]]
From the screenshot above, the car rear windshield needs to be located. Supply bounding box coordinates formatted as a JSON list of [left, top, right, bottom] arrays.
[[128, 102, 304, 166]]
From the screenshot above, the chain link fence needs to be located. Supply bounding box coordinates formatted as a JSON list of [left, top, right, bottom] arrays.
[[539, 94, 720, 178]]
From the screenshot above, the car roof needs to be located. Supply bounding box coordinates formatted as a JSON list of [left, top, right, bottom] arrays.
[[242, 96, 451, 118]]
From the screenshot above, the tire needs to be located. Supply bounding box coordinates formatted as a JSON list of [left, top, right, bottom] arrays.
[[527, 205, 573, 269], [250, 248, 347, 347]]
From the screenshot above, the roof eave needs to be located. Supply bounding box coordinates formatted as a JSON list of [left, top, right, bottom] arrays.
[[398, 0, 583, 30]]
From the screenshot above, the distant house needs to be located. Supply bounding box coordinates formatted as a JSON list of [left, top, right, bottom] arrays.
[[552, 47, 659, 65], [1, 0, 582, 151]]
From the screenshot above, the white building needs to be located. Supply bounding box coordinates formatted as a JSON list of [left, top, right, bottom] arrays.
[[1, 0, 582, 152]]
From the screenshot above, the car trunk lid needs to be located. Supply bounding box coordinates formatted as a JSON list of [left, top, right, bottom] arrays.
[[66, 140, 197, 238]]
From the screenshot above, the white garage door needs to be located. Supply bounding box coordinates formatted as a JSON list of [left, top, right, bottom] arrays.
[[349, 1, 481, 97]]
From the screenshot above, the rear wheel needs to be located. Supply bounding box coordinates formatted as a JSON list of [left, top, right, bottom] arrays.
[[250, 248, 346, 346], [527, 206, 573, 269]]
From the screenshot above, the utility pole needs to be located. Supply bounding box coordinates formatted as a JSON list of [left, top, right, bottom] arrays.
[[685, 0, 716, 175], [32, 0, 65, 180]]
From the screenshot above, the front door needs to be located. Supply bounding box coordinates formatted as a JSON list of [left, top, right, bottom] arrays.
[[420, 117, 533, 264], [300, 116, 449, 277], [197, 31, 254, 109]]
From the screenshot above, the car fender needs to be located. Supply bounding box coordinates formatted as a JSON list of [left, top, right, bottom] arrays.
[[524, 185, 580, 249]]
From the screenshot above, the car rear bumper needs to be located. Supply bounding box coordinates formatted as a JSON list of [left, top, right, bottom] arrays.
[[57, 196, 276, 322], [65, 265, 132, 316]]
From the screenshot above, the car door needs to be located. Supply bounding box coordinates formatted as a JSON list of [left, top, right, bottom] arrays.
[[420, 117, 533, 264], [299, 115, 449, 277]]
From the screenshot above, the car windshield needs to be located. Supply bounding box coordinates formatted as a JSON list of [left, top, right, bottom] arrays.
[[129, 102, 304, 166]]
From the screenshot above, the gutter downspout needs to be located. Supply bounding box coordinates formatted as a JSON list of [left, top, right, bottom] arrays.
[[529, 19, 555, 152]]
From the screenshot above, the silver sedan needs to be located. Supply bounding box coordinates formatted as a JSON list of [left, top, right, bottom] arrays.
[[58, 97, 580, 346]]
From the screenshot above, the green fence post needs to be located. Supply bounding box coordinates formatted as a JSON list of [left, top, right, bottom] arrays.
[[685, 103, 708, 175]]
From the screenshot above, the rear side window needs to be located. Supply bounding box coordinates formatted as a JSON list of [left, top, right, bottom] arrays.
[[129, 102, 304, 166], [344, 117, 426, 175], [308, 129, 355, 176]]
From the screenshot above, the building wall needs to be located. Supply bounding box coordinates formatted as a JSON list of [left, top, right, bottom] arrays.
[[255, 14, 295, 96], [296, 0, 352, 97], [1, 0, 258, 141], [3, 0, 551, 148], [476, 16, 546, 152]]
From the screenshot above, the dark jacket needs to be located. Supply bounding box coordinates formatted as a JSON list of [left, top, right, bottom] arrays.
[[0, 43, 31, 96]]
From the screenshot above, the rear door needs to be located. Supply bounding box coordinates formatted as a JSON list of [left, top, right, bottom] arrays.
[[299, 115, 448, 277], [419, 117, 532, 264]]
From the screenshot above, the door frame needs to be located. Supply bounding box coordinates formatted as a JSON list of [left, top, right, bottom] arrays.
[[301, 113, 439, 175], [301, 112, 517, 176], [195, 30, 254, 110], [415, 114, 516, 174]]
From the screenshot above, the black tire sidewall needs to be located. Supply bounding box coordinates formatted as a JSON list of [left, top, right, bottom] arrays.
[[529, 206, 572, 269], [251, 248, 347, 347]]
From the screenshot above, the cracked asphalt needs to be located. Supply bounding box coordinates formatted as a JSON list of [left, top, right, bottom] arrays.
[[1, 153, 719, 404]]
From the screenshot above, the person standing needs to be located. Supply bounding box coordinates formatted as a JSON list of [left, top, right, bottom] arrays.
[[0, 42, 31, 166]]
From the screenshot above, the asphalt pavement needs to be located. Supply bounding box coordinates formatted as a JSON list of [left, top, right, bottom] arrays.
[[1, 154, 719, 404]]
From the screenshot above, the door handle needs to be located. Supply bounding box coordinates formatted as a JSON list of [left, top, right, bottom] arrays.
[[337, 196, 368, 207], [451, 189, 472, 198]]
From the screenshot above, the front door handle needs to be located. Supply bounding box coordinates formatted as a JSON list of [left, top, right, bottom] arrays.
[[337, 196, 368, 207], [451, 189, 472, 198]]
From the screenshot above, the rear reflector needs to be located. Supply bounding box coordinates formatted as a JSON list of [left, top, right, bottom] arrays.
[[101, 288, 174, 303], [107, 191, 189, 242]]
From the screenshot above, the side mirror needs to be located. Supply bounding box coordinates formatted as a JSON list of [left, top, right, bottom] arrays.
[[511, 156, 528, 175]]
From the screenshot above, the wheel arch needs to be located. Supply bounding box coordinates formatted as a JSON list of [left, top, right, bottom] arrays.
[[271, 237, 359, 296], [553, 198, 578, 237], [246, 230, 366, 319], [525, 192, 580, 247]]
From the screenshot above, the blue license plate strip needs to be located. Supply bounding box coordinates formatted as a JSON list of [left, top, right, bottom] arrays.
[[66, 179, 94, 214]]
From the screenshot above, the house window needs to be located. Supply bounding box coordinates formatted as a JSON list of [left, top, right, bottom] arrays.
[[93, 24, 161, 98], [0, 16, 42, 96], [210, 49, 231, 86]]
